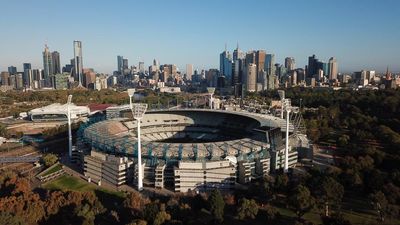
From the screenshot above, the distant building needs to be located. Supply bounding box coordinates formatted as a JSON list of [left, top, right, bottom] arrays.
[[8, 66, 17, 75], [15, 73, 23, 90], [328, 57, 338, 80], [245, 63, 257, 92], [73, 40, 83, 85], [285, 57, 295, 71], [52, 51, 61, 74], [265, 54, 275, 89], [220, 49, 233, 83], [1, 72, 10, 86], [186, 64, 193, 80], [117, 55, 124, 73], [84, 70, 96, 89], [23, 63, 31, 71], [139, 61, 145, 74], [54, 73, 70, 90], [42, 45, 53, 86]]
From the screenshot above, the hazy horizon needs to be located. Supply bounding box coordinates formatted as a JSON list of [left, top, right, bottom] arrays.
[[0, 0, 399, 74]]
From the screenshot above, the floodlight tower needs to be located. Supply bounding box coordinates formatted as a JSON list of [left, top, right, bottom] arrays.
[[277, 90, 285, 119], [207, 87, 215, 109], [67, 95, 73, 159], [127, 88, 135, 109], [281, 97, 299, 173], [129, 92, 147, 191]]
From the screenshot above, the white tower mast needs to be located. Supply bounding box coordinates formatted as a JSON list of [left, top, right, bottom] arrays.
[[128, 89, 148, 191], [67, 95, 73, 159]]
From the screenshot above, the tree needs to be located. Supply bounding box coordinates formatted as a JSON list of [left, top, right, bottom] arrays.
[[321, 177, 344, 216], [208, 189, 225, 223], [289, 185, 315, 220], [236, 198, 259, 220], [369, 191, 388, 222], [0, 211, 25, 225], [264, 204, 278, 221], [42, 153, 58, 167], [153, 211, 171, 225]]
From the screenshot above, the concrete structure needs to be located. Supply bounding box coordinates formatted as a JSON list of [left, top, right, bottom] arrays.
[[76, 108, 310, 192], [28, 103, 89, 121], [84, 151, 134, 186]]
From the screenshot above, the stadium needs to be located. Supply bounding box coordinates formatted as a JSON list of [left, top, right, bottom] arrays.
[[78, 106, 308, 192]]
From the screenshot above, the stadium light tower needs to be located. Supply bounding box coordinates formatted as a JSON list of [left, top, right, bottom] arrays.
[[67, 95, 73, 159], [207, 87, 215, 109], [129, 98, 148, 191], [278, 90, 285, 119], [281, 98, 299, 173], [127, 88, 135, 109]]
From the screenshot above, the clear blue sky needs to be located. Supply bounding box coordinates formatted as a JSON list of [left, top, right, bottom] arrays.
[[0, 0, 399, 74]]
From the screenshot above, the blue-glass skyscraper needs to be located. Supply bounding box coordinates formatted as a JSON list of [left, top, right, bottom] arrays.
[[219, 50, 233, 84]]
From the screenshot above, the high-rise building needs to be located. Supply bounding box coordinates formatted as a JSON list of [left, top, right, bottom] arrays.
[[117, 55, 124, 73], [54, 73, 70, 90], [15, 73, 23, 89], [265, 54, 275, 87], [23, 63, 31, 71], [32, 69, 42, 82], [186, 64, 193, 80], [52, 51, 61, 74], [255, 50, 266, 85], [322, 62, 330, 77], [307, 55, 319, 77], [1, 72, 10, 86], [73, 40, 83, 85], [8, 66, 17, 75], [245, 63, 257, 92], [233, 43, 244, 61], [123, 59, 129, 70], [43, 45, 53, 86], [139, 62, 145, 74], [220, 49, 233, 84], [84, 70, 96, 89], [23, 69, 33, 89], [328, 57, 338, 80], [285, 57, 295, 71]]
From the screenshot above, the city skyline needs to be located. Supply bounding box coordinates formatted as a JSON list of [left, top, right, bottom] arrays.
[[0, 0, 399, 73]]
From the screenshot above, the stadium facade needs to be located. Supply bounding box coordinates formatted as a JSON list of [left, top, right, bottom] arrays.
[[77, 106, 309, 192]]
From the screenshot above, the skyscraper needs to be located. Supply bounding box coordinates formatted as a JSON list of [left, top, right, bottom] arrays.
[[73, 40, 83, 85], [43, 45, 53, 85], [328, 57, 338, 80], [285, 57, 295, 70], [233, 43, 244, 61], [23, 63, 31, 71], [139, 62, 145, 74], [255, 50, 266, 85], [220, 49, 233, 83], [52, 51, 61, 74], [307, 55, 319, 77], [117, 55, 124, 73], [123, 59, 129, 70], [186, 64, 193, 80], [245, 63, 257, 92], [265, 54, 275, 90], [8, 66, 17, 75]]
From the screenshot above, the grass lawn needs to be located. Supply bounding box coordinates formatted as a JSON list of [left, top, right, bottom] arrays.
[[41, 164, 63, 176], [42, 174, 126, 198]]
